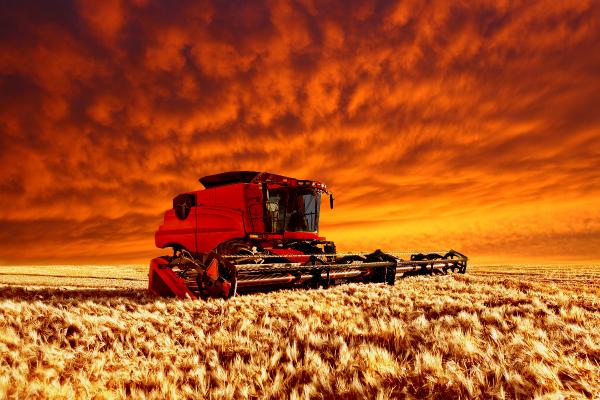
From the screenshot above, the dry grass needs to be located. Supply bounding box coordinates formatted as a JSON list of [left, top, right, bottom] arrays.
[[0, 265, 147, 288], [0, 264, 599, 399]]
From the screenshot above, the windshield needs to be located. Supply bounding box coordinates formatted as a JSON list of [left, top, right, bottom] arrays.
[[265, 189, 321, 233]]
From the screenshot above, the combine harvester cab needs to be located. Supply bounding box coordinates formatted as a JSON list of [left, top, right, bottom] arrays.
[[149, 171, 467, 299]]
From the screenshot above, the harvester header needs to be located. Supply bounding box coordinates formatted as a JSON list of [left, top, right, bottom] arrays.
[[149, 171, 467, 299]]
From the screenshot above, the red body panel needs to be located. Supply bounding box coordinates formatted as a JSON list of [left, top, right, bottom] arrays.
[[148, 257, 196, 299], [283, 232, 322, 240], [155, 206, 246, 253], [268, 248, 310, 264]]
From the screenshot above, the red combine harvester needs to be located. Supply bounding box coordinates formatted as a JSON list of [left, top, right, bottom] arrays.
[[149, 171, 467, 299]]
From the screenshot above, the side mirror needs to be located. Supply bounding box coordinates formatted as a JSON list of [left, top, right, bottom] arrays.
[[329, 193, 334, 209]]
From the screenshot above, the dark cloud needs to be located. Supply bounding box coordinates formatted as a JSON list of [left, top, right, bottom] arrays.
[[1, 0, 599, 264], [0, 213, 160, 263]]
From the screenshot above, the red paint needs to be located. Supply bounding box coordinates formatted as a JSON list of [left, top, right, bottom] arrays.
[[206, 258, 219, 280], [268, 247, 310, 264], [148, 257, 196, 299]]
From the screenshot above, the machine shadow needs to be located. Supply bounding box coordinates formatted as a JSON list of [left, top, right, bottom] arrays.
[[0, 283, 295, 303], [0, 286, 158, 304]]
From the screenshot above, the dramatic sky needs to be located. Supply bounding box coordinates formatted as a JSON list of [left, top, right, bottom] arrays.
[[1, 0, 599, 265]]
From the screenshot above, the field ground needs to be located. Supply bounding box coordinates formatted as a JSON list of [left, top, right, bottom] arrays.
[[0, 263, 599, 399]]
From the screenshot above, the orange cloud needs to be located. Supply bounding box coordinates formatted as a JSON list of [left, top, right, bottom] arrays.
[[0, 0, 599, 264]]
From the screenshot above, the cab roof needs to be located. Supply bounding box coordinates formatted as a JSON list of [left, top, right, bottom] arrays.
[[199, 171, 261, 188], [199, 171, 327, 191]]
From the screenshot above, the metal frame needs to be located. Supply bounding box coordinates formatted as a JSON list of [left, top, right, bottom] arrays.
[[229, 250, 467, 291]]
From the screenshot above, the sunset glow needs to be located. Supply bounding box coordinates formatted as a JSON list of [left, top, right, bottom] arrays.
[[1, 1, 599, 264]]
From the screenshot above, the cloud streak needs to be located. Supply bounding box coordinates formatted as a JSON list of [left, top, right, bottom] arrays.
[[1, 0, 599, 264]]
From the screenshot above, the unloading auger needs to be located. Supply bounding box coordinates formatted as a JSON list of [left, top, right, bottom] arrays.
[[149, 171, 467, 299]]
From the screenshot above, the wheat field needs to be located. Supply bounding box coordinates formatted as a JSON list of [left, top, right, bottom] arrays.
[[0, 264, 599, 399]]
